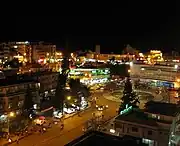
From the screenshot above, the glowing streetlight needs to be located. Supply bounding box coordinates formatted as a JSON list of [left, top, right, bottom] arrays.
[[9, 112, 15, 117], [7, 112, 15, 135], [175, 65, 178, 69], [177, 79, 180, 82], [67, 96, 71, 100]]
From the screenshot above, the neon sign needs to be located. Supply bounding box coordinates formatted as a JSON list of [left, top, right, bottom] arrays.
[[120, 105, 132, 115]]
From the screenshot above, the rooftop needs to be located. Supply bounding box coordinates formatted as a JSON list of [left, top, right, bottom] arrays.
[[115, 108, 158, 127], [145, 101, 179, 117], [65, 131, 147, 146]]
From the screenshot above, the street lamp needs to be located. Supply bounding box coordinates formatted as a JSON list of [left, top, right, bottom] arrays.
[[7, 112, 15, 135], [67, 96, 71, 100]]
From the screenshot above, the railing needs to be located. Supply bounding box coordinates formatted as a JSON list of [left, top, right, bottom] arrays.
[[130, 74, 176, 82], [0, 88, 39, 97]]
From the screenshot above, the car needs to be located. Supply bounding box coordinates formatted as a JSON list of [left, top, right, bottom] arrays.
[[96, 105, 108, 111]]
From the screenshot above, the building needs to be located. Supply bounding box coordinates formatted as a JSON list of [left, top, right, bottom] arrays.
[[66, 130, 148, 146], [169, 113, 180, 146], [0, 78, 40, 113], [85, 52, 135, 62], [0, 43, 15, 65], [130, 63, 180, 89], [112, 105, 177, 146], [69, 68, 110, 85], [144, 101, 179, 123], [20, 71, 59, 96], [0, 41, 57, 64], [8, 41, 31, 63], [147, 50, 164, 64], [0, 77, 40, 133], [31, 41, 56, 62]]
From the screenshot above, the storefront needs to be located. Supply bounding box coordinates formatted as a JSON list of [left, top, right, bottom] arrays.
[[139, 78, 178, 88]]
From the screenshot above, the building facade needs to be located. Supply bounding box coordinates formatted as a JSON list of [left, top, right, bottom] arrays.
[[0, 79, 40, 114], [113, 108, 170, 146], [169, 113, 180, 146], [22, 71, 59, 95], [130, 64, 180, 88], [69, 68, 110, 85], [31, 41, 56, 61]]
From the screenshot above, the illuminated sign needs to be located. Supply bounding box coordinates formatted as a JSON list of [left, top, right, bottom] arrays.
[[16, 41, 29, 45], [120, 105, 132, 115]]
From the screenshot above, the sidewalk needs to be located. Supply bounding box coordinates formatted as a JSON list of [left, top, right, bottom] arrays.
[[0, 103, 92, 146]]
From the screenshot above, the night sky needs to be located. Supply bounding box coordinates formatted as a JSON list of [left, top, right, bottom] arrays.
[[6, 1, 180, 53]]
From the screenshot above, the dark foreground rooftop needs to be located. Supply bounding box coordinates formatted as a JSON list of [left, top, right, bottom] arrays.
[[145, 101, 179, 117], [65, 131, 148, 146], [115, 108, 158, 127]]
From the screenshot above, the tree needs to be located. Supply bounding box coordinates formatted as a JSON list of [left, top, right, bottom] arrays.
[[4, 58, 22, 68], [119, 78, 140, 112], [69, 79, 90, 108], [69, 78, 81, 108], [53, 56, 69, 112], [23, 86, 34, 117]]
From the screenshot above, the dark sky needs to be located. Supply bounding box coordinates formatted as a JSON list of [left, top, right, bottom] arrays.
[[6, 1, 180, 53]]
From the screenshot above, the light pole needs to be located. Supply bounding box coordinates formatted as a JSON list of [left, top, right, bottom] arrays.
[[7, 112, 15, 136]]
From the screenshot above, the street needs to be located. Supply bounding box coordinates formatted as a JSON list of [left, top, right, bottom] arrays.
[[9, 84, 178, 146], [11, 91, 119, 146]]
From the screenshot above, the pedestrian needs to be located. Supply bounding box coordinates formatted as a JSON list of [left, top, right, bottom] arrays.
[[16, 138, 19, 144]]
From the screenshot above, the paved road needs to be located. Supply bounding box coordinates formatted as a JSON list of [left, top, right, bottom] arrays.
[[11, 91, 119, 146]]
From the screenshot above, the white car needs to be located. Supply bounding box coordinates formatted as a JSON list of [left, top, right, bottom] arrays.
[[63, 108, 75, 114]]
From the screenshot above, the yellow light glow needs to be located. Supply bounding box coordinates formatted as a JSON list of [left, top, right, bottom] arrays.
[[56, 52, 62, 56], [128, 69, 131, 73], [177, 79, 180, 82], [67, 96, 71, 100], [9, 112, 15, 117]]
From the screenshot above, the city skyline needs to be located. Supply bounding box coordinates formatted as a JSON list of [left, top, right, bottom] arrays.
[[5, 1, 180, 53]]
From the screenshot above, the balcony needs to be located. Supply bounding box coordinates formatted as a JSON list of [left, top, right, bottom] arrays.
[[0, 88, 39, 97]]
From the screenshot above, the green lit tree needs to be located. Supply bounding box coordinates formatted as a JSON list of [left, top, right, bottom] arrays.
[[119, 78, 140, 113]]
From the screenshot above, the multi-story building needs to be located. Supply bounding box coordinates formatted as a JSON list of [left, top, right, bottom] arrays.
[[112, 102, 179, 146], [0, 77, 40, 133], [0, 78, 40, 113], [0, 41, 57, 64], [85, 53, 135, 62], [31, 41, 56, 62], [0, 43, 14, 65], [113, 109, 169, 146], [130, 63, 180, 89], [8, 41, 31, 63], [20, 71, 59, 96], [169, 113, 180, 146]]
